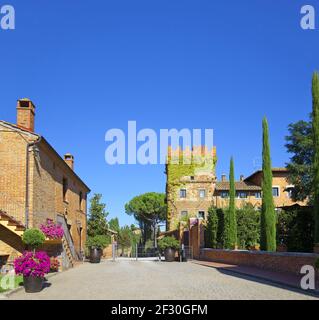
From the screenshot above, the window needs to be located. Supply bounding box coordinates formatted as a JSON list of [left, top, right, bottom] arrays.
[[62, 178, 68, 202], [180, 189, 187, 198], [255, 192, 262, 199], [198, 211, 205, 219], [79, 191, 83, 210], [272, 187, 279, 197], [220, 191, 229, 198], [181, 211, 188, 217], [236, 192, 247, 199], [199, 189, 206, 198], [190, 176, 195, 181]]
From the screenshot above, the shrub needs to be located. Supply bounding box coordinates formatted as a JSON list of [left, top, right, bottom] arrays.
[[237, 204, 260, 249], [158, 236, 179, 251], [86, 235, 110, 249], [277, 207, 314, 252], [22, 228, 45, 249], [14, 251, 50, 278], [40, 219, 64, 239], [205, 207, 219, 248]]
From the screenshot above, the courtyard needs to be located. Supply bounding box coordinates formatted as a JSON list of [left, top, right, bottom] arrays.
[[4, 260, 318, 300]]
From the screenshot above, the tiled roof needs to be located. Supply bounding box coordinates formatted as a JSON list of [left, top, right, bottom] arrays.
[[215, 181, 262, 191], [244, 167, 288, 182]]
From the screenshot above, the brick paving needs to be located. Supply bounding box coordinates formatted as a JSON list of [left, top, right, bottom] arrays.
[[6, 259, 318, 300]]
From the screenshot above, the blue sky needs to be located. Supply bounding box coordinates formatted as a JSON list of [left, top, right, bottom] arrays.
[[0, 1, 318, 226]]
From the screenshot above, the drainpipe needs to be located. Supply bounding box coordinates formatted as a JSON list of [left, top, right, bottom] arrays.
[[25, 136, 42, 228]]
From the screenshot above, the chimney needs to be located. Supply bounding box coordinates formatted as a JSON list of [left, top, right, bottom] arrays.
[[240, 175, 244, 181], [16, 98, 35, 132], [221, 174, 227, 182], [64, 153, 74, 170]]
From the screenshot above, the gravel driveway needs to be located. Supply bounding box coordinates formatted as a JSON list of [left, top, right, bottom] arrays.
[[6, 259, 318, 300]]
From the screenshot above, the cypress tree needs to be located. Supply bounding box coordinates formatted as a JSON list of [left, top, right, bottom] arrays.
[[225, 157, 237, 249], [312, 72, 319, 244], [260, 117, 276, 251], [229, 157, 237, 249]]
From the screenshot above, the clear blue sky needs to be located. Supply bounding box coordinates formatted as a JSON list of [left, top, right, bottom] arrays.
[[0, 1, 318, 226]]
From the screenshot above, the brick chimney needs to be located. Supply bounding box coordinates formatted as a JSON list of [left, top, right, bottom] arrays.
[[221, 174, 227, 182], [64, 153, 74, 170], [16, 98, 35, 132]]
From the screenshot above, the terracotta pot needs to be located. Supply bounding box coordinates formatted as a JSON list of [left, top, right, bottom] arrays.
[[164, 248, 176, 262], [89, 247, 102, 263], [23, 276, 44, 293], [277, 244, 287, 252]]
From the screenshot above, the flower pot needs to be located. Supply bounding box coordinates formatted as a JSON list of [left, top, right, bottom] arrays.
[[89, 247, 102, 263], [164, 248, 176, 262], [23, 276, 44, 293], [277, 244, 287, 252]]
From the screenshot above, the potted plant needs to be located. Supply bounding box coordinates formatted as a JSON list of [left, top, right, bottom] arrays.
[[14, 251, 50, 293], [22, 228, 46, 251], [86, 235, 109, 263], [40, 219, 64, 242], [158, 236, 180, 262]]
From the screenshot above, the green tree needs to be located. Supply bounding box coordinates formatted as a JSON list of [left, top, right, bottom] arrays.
[[118, 225, 132, 254], [108, 217, 120, 233], [285, 120, 313, 201], [125, 192, 166, 246], [205, 207, 219, 248], [237, 204, 260, 249], [225, 157, 237, 249], [87, 194, 109, 237], [260, 117, 276, 251], [312, 72, 319, 243]]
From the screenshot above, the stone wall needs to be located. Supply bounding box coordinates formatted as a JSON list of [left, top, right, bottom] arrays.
[[200, 248, 319, 275], [0, 120, 89, 261]]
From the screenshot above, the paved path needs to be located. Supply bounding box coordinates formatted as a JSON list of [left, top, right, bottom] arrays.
[[6, 260, 318, 300]]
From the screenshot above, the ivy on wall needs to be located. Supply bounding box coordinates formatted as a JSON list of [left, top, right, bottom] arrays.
[[166, 152, 217, 230]]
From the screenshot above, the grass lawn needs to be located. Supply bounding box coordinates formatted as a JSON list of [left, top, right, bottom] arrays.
[[0, 275, 23, 293]]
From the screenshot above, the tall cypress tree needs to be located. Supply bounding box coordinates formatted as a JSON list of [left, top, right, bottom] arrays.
[[312, 72, 319, 244], [228, 157, 237, 249], [224, 157, 237, 249], [260, 117, 276, 251]]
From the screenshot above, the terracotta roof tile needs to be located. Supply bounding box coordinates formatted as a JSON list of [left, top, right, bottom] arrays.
[[215, 181, 261, 191]]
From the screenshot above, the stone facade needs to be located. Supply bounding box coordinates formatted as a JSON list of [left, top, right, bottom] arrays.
[[214, 168, 306, 209], [0, 99, 90, 263], [165, 146, 217, 230], [166, 148, 306, 232]]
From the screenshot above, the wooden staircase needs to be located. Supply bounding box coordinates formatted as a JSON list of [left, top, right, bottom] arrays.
[[61, 236, 75, 268], [0, 210, 25, 237]]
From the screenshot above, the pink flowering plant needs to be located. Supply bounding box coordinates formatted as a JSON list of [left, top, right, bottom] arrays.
[[40, 219, 64, 239], [14, 251, 50, 278]]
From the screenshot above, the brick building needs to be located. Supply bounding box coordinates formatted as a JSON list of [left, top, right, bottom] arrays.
[[166, 147, 306, 232], [0, 99, 90, 269]]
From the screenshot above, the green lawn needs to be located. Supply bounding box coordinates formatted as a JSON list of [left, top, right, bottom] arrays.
[[0, 275, 23, 293]]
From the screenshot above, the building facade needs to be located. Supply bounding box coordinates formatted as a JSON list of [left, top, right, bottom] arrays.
[[166, 147, 306, 231], [0, 99, 90, 267]]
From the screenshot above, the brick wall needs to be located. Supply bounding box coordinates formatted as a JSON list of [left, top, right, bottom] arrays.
[[31, 141, 88, 255], [201, 248, 319, 276], [0, 122, 89, 260]]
